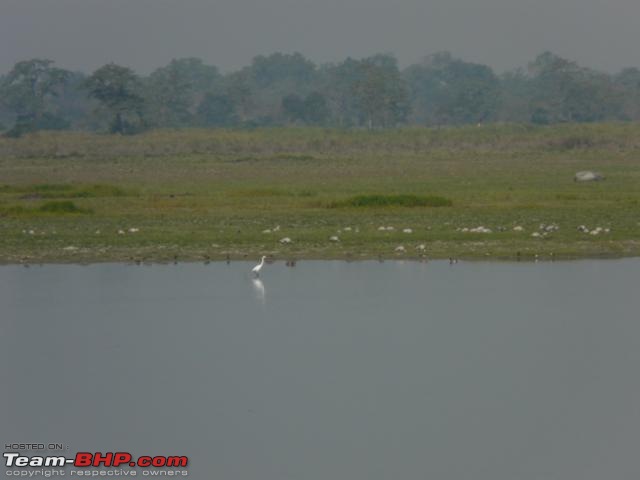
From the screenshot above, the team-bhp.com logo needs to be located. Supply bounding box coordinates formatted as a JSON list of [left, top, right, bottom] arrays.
[[4, 452, 188, 468]]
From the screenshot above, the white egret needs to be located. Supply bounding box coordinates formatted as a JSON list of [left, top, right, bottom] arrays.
[[252, 256, 267, 277]]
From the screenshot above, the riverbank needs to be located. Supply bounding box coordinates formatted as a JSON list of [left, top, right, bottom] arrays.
[[1, 124, 639, 264]]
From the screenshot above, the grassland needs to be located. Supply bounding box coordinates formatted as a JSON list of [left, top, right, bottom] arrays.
[[0, 123, 639, 263]]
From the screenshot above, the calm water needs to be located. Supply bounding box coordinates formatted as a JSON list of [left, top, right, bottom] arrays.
[[2, 259, 640, 479]]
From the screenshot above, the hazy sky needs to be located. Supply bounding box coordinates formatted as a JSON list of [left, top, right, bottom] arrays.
[[2, 0, 639, 75]]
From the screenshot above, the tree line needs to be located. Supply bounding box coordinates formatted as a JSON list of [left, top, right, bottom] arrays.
[[1, 51, 639, 136]]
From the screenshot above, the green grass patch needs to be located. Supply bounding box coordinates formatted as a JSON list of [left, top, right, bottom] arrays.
[[38, 201, 91, 214], [230, 188, 317, 198], [230, 188, 289, 197], [0, 183, 128, 199], [0, 205, 29, 216], [0, 201, 92, 217], [330, 194, 453, 208], [556, 193, 581, 201]]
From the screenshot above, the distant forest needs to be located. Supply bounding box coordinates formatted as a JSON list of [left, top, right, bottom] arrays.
[[1, 51, 640, 136]]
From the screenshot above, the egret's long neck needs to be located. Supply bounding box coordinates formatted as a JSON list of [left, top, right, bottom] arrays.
[[260, 257, 265, 266]]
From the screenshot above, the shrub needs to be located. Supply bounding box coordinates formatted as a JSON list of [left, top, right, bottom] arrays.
[[38, 201, 91, 214], [329, 194, 452, 208]]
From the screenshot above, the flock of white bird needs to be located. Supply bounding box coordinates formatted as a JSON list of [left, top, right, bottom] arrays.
[[250, 220, 614, 276]]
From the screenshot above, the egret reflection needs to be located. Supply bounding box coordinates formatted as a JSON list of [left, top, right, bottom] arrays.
[[251, 277, 265, 302]]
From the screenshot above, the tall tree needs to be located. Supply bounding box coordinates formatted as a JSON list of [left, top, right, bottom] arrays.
[[614, 68, 640, 120], [318, 59, 361, 127], [85, 63, 145, 134], [197, 93, 236, 126], [224, 71, 254, 123], [525, 52, 621, 124], [232, 52, 319, 124], [352, 54, 409, 128], [281, 92, 330, 125], [250, 52, 315, 89], [404, 52, 500, 125], [145, 58, 221, 127], [0, 59, 69, 135], [322, 55, 408, 128]]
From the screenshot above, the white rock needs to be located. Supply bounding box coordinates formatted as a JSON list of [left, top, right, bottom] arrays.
[[403, 228, 413, 234], [262, 229, 272, 234], [329, 236, 340, 242], [378, 226, 387, 231], [470, 226, 492, 233], [118, 230, 125, 235], [279, 237, 292, 244], [575, 171, 605, 182], [416, 244, 426, 251], [63, 246, 78, 251], [129, 228, 139, 233], [273, 225, 281, 232], [343, 227, 352, 231], [531, 232, 541, 237], [394, 245, 406, 253], [590, 230, 599, 235], [513, 226, 524, 231]]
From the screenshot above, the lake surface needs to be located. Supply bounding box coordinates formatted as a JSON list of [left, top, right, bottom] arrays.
[[2, 259, 640, 479]]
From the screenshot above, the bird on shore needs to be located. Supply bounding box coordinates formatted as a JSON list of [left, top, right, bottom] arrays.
[[252, 256, 267, 277]]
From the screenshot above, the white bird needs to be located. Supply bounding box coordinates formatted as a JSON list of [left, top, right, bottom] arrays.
[[252, 256, 267, 277]]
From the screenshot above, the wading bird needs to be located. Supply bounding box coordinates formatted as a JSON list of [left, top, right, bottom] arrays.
[[252, 256, 267, 277]]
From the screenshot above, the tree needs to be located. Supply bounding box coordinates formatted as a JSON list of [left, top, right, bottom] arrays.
[[145, 58, 221, 128], [281, 92, 330, 125], [0, 59, 69, 136], [321, 55, 408, 128], [250, 52, 315, 89], [496, 69, 531, 123], [281, 94, 305, 122], [224, 71, 254, 123], [352, 55, 408, 128], [84, 63, 145, 134], [197, 93, 236, 126], [227, 52, 319, 124], [525, 52, 621, 124], [50, 71, 95, 130], [318, 59, 361, 127], [301, 92, 329, 125], [352, 55, 409, 128], [614, 68, 640, 120], [404, 52, 500, 125]]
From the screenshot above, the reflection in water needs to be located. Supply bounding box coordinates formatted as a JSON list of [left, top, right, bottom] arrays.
[[251, 277, 265, 302]]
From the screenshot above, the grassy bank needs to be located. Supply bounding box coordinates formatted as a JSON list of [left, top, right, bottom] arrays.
[[1, 124, 639, 263]]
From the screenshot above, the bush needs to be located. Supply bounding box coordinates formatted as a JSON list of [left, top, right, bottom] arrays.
[[329, 194, 452, 208], [38, 201, 91, 214]]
